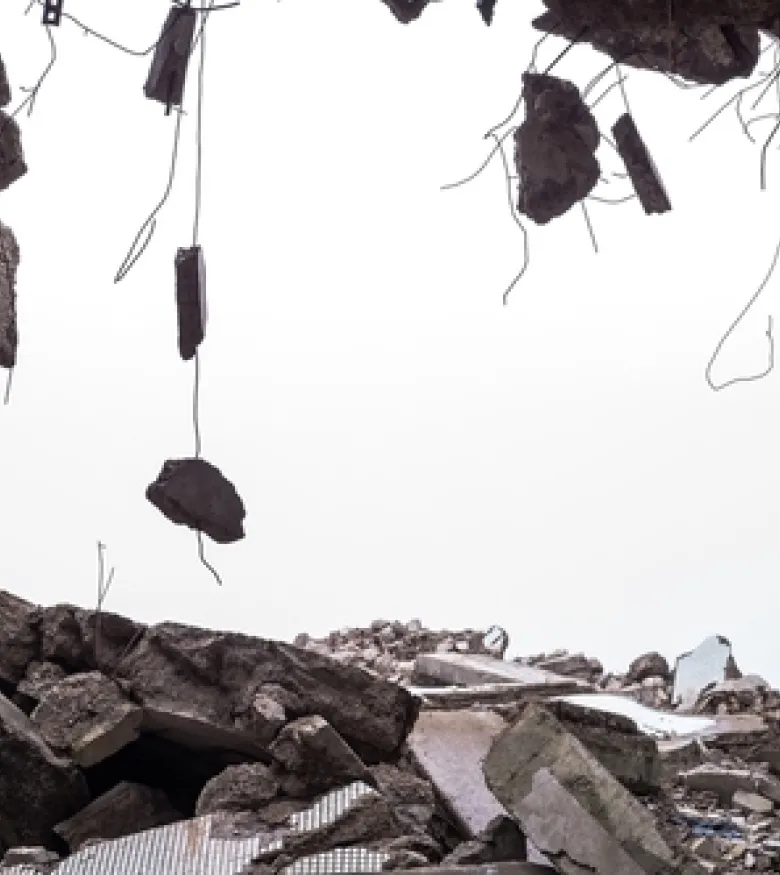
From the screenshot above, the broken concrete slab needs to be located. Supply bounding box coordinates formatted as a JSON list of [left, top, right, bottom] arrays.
[[0, 57, 9, 108], [0, 220, 20, 370], [627, 652, 670, 683], [407, 683, 562, 710], [0, 113, 26, 194], [14, 660, 67, 713], [30, 671, 142, 767], [412, 653, 590, 693], [514, 73, 600, 225], [269, 715, 372, 796], [612, 113, 671, 215], [0, 691, 89, 848], [379, 0, 429, 23], [0, 590, 40, 686], [732, 789, 774, 814], [53, 781, 181, 852], [484, 703, 686, 875], [115, 622, 420, 762], [146, 457, 247, 544], [196, 763, 280, 815]]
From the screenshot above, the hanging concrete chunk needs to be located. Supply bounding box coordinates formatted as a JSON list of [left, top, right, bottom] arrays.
[[611, 113, 671, 215], [0, 112, 26, 193], [515, 73, 600, 225], [146, 457, 246, 544], [143, 5, 197, 109], [532, 11, 759, 86], [477, 0, 498, 25], [379, 0, 430, 23], [0, 56, 10, 107], [175, 245, 207, 360], [0, 219, 20, 370]]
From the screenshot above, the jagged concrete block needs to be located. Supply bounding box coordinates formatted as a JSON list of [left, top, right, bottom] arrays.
[[379, 0, 429, 23], [143, 6, 196, 109], [611, 113, 671, 214], [0, 56, 10, 107], [0, 112, 26, 193], [0, 220, 20, 369], [146, 457, 246, 544], [515, 73, 600, 224], [175, 245, 207, 360]]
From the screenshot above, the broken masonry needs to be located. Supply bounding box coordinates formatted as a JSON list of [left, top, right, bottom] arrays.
[[175, 246, 207, 361], [143, 4, 197, 114], [612, 113, 671, 215]]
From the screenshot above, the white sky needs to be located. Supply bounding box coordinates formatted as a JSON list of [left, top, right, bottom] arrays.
[[1, 0, 779, 684]]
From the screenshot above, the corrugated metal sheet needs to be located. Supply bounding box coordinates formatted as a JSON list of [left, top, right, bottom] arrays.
[[0, 781, 389, 875]]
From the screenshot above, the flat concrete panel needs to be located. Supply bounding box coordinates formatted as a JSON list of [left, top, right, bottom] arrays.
[[413, 654, 591, 693]]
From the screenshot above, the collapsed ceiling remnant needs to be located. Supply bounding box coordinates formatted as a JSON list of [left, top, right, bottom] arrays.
[[1, 592, 780, 874]]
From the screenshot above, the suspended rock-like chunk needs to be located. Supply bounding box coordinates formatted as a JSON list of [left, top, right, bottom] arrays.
[[143, 5, 197, 110], [0, 220, 20, 370], [611, 113, 671, 215], [380, 0, 429, 23], [146, 457, 246, 544], [175, 245, 207, 361], [0, 113, 26, 194], [532, 11, 759, 86], [477, 0, 498, 25], [0, 56, 10, 107], [514, 73, 600, 225]]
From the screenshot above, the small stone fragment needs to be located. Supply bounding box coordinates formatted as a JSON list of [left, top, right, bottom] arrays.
[[515, 73, 600, 224], [0, 219, 20, 369], [477, 0, 497, 25], [175, 245, 207, 361], [732, 789, 774, 814], [627, 651, 670, 683], [143, 6, 197, 109], [612, 113, 671, 215], [0, 112, 26, 193], [146, 457, 246, 544], [196, 763, 280, 815]]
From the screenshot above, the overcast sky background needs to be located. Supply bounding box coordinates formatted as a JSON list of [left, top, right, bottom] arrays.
[[0, 0, 778, 683]]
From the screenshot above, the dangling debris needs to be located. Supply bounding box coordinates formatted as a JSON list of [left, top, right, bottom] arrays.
[[143, 5, 197, 112], [0, 111, 27, 193], [477, 0, 498, 25], [611, 113, 672, 215], [0, 220, 20, 370], [146, 458, 246, 544], [0, 56, 10, 108], [531, 12, 759, 86], [380, 0, 429, 23], [175, 246, 207, 361], [514, 73, 600, 225], [42, 0, 64, 26]]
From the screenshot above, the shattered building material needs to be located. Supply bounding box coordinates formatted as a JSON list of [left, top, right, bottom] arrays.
[[0, 220, 20, 370], [531, 11, 760, 86], [611, 114, 672, 215], [0, 57, 9, 108], [477, 0, 497, 26], [143, 5, 197, 111], [0, 113, 26, 194], [514, 73, 600, 225], [673, 635, 741, 711], [379, 0, 430, 23], [174, 246, 207, 361], [145, 457, 246, 544]]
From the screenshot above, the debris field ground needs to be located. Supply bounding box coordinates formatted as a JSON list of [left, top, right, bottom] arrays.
[[0, 590, 778, 874]]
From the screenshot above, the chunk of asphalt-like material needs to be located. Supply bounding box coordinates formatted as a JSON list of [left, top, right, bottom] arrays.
[[0, 219, 20, 369], [0, 111, 27, 193], [0, 56, 10, 107], [612, 113, 671, 215], [146, 457, 246, 544], [515, 73, 600, 225], [175, 245, 207, 361], [143, 6, 196, 109]]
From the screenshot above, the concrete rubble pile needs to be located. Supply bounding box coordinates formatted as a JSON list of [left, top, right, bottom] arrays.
[[0, 593, 779, 875]]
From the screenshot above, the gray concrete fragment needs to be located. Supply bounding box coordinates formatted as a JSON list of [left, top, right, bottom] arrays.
[[143, 6, 196, 108], [412, 653, 590, 693], [0, 57, 9, 107], [30, 671, 142, 767], [483, 704, 683, 875], [0, 220, 20, 369], [0, 590, 39, 686], [54, 781, 181, 852], [196, 763, 280, 815]]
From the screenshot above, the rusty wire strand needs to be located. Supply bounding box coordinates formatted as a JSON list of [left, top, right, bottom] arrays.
[[705, 235, 780, 391]]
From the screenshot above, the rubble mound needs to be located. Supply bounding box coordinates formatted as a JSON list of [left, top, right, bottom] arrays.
[[1, 590, 779, 875]]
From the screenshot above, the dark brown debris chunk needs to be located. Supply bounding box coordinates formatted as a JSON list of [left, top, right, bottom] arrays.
[[379, 0, 429, 23], [143, 6, 197, 109], [175, 245, 207, 361], [146, 457, 246, 544], [0, 220, 20, 370], [0, 56, 10, 108], [515, 73, 600, 225], [0, 112, 26, 194], [611, 113, 672, 215]]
